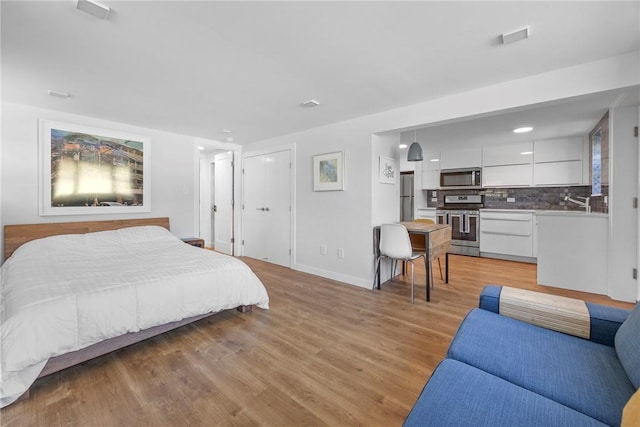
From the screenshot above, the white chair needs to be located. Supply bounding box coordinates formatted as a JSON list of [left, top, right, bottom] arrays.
[[373, 223, 426, 304]]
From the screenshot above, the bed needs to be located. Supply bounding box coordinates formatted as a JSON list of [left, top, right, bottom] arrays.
[[0, 217, 269, 408]]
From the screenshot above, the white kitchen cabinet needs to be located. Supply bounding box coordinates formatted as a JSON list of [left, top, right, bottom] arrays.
[[536, 212, 608, 295], [482, 164, 533, 187], [532, 137, 584, 186], [534, 137, 583, 163], [533, 161, 583, 186], [480, 211, 534, 260], [483, 141, 533, 166], [419, 150, 441, 189], [440, 148, 482, 170], [421, 170, 440, 189]]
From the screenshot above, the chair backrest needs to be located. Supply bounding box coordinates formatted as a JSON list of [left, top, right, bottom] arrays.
[[380, 224, 412, 259]]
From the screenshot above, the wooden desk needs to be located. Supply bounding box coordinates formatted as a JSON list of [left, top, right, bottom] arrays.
[[373, 222, 451, 302]]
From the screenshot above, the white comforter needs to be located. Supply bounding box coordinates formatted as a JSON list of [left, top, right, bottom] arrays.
[[0, 226, 269, 407]]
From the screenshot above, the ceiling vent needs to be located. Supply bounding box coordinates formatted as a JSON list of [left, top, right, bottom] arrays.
[[501, 26, 530, 45]]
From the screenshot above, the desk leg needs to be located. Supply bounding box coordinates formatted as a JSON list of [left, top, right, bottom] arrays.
[[445, 253, 449, 283], [425, 234, 431, 302]]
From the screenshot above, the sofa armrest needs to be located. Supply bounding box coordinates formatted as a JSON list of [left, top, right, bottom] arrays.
[[479, 285, 630, 347]]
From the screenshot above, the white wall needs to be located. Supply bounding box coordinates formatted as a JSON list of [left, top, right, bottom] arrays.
[[1, 102, 199, 261], [244, 52, 639, 290], [609, 103, 639, 302]]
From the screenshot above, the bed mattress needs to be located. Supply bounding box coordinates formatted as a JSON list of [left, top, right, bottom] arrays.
[[0, 225, 269, 407]]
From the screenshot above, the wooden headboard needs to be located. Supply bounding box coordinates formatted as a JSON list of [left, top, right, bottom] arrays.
[[3, 217, 170, 260]]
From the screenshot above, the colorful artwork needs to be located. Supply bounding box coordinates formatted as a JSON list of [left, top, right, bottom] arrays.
[[40, 120, 150, 215], [319, 159, 338, 183], [313, 152, 344, 191]]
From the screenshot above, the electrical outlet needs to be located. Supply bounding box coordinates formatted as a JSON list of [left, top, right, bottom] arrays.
[[320, 245, 327, 256], [431, 197, 437, 202], [507, 197, 516, 203], [432, 191, 437, 197], [338, 248, 345, 259]]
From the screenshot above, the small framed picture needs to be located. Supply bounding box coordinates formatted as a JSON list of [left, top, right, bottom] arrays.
[[313, 151, 344, 191], [378, 156, 398, 184]]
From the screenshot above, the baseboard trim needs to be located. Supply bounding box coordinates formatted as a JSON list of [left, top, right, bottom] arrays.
[[292, 263, 371, 289]]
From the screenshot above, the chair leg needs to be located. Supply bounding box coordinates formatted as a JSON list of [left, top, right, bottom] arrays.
[[437, 257, 443, 281], [430, 261, 435, 289], [391, 260, 396, 280], [409, 260, 414, 304], [372, 256, 382, 291]]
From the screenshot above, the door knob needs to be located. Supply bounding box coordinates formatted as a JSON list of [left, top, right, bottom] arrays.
[[264, 207, 270, 212], [256, 207, 265, 211]]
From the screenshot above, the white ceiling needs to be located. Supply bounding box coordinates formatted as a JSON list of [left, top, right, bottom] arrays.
[[2, 1, 639, 144]]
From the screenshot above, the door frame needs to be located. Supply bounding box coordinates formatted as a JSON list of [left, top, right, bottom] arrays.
[[242, 143, 296, 266], [195, 139, 242, 254]]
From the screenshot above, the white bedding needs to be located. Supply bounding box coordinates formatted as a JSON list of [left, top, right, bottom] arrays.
[[0, 225, 269, 407]]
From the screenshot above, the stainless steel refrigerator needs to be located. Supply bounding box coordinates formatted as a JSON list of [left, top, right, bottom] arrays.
[[400, 173, 414, 222]]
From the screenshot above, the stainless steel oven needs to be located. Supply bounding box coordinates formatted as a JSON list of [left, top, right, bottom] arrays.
[[436, 195, 482, 256]]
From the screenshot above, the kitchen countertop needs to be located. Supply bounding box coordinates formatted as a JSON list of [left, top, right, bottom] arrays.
[[534, 210, 608, 218], [419, 207, 608, 217]]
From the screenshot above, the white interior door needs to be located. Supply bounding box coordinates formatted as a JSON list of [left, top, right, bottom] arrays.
[[242, 155, 266, 260], [213, 152, 234, 255], [264, 150, 291, 267], [243, 149, 291, 267]]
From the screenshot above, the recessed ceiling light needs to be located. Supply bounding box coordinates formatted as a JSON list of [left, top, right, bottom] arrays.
[[76, 0, 110, 20], [301, 99, 320, 108], [220, 129, 233, 134], [399, 144, 408, 149], [198, 146, 205, 151], [513, 126, 534, 133], [520, 151, 533, 155], [225, 137, 234, 142], [501, 26, 530, 45], [48, 89, 71, 99], [430, 158, 440, 162]]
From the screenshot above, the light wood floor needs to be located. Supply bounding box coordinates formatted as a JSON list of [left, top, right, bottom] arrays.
[[1, 255, 633, 426]]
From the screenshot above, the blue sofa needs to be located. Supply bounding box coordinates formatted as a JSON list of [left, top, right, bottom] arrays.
[[404, 285, 639, 427]]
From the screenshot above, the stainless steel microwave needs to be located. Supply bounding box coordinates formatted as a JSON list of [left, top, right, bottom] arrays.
[[440, 168, 482, 189]]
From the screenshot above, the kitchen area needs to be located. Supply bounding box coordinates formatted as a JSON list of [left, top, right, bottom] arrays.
[[399, 87, 639, 303]]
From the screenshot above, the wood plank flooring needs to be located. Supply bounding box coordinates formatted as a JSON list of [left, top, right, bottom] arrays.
[[1, 255, 633, 426]]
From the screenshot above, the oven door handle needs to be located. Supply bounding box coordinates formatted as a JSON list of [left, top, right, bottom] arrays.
[[464, 214, 470, 234]]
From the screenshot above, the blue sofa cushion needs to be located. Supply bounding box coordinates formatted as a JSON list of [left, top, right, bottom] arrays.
[[587, 302, 631, 347], [615, 302, 640, 389], [447, 309, 635, 427], [404, 359, 607, 427]]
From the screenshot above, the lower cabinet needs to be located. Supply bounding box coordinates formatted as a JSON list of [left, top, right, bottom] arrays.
[[536, 213, 608, 295], [480, 211, 535, 261]]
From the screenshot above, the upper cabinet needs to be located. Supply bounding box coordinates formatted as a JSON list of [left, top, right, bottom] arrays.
[[440, 148, 482, 170], [420, 148, 441, 189], [482, 142, 533, 187], [534, 137, 583, 163], [533, 137, 584, 186]]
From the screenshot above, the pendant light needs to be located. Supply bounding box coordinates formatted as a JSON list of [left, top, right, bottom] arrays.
[[407, 130, 423, 161]]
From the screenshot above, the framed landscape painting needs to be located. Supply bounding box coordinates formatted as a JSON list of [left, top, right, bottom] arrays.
[[313, 151, 344, 191], [39, 120, 151, 215]]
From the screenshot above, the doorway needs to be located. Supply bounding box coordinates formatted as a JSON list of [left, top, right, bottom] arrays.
[[198, 143, 238, 255], [242, 149, 292, 267]]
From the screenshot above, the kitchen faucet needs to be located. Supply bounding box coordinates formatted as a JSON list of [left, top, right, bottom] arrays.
[[564, 196, 591, 213]]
